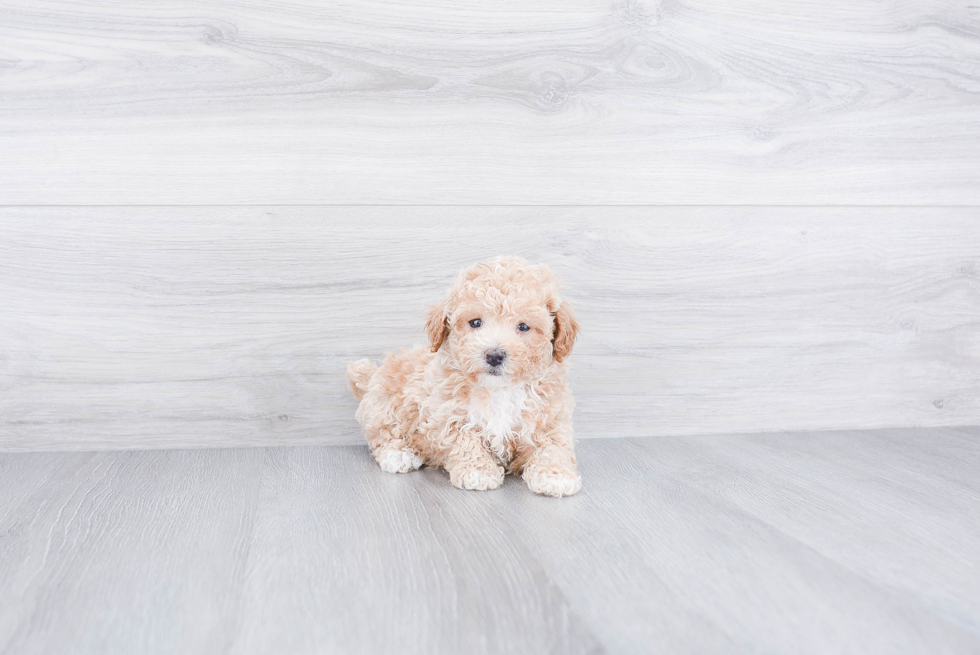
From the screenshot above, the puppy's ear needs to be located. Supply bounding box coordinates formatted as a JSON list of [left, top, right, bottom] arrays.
[[425, 299, 451, 353], [552, 299, 580, 363]]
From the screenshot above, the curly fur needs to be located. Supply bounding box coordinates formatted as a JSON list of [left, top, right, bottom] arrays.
[[346, 256, 582, 497]]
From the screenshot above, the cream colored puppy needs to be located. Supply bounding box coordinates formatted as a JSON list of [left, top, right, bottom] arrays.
[[347, 256, 582, 497]]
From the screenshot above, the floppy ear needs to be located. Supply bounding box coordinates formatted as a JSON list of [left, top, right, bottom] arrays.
[[551, 299, 580, 363], [425, 298, 451, 352]]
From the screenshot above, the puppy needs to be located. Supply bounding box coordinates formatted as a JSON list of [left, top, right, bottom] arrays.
[[346, 256, 582, 497]]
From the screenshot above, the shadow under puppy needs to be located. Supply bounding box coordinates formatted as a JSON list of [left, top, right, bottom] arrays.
[[347, 256, 582, 497]]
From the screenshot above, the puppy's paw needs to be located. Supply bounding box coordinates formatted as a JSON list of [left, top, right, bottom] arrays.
[[523, 466, 582, 498], [376, 447, 424, 474], [449, 465, 505, 491]]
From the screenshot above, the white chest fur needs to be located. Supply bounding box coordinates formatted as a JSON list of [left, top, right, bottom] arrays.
[[467, 381, 528, 463]]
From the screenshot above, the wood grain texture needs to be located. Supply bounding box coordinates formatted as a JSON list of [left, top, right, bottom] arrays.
[[1, 0, 979, 204], [1, 206, 978, 451], [0, 428, 977, 654]]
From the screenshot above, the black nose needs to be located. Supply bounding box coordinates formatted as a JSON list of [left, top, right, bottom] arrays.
[[485, 350, 506, 367]]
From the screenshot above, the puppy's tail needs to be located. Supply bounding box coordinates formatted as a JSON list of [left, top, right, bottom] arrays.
[[346, 359, 377, 402]]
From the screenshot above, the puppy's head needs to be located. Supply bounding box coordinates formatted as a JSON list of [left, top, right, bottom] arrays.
[[425, 257, 579, 382]]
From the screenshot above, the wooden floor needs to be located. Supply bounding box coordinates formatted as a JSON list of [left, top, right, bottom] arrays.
[[1, 426, 977, 654]]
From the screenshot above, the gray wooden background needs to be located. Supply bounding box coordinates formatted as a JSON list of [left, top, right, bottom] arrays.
[[1, 0, 979, 205], [1, 0, 979, 450], [1, 207, 978, 450]]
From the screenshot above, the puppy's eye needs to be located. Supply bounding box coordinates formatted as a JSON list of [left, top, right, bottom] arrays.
[[469, 319, 482, 329], [518, 323, 530, 332]]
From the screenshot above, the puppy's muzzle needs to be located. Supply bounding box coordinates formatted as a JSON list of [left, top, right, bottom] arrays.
[[485, 349, 507, 374]]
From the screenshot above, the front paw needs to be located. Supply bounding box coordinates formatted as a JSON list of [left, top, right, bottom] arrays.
[[376, 447, 424, 474], [523, 466, 582, 498], [449, 464, 505, 491]]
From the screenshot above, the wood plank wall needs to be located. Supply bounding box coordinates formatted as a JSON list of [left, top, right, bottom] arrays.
[[1, 207, 977, 450], [1, 0, 979, 204], [1, 0, 979, 449]]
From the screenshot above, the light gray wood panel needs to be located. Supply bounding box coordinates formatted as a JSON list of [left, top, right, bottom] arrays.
[[232, 447, 602, 655], [1, 206, 978, 451], [643, 427, 980, 630], [0, 428, 978, 654], [1, 0, 979, 204], [501, 428, 980, 654], [0, 449, 265, 654]]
